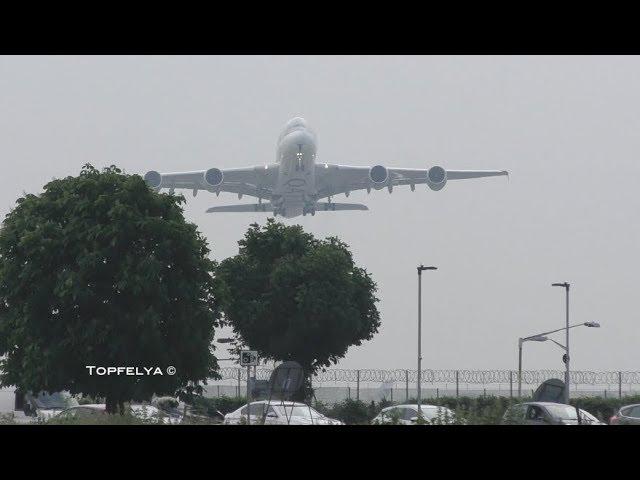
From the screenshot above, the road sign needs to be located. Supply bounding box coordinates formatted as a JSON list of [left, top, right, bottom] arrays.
[[240, 350, 258, 367]]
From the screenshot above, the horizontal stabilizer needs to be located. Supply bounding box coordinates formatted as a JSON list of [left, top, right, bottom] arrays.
[[315, 203, 368, 211], [206, 204, 274, 213]]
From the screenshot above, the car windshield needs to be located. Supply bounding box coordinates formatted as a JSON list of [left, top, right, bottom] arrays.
[[31, 391, 78, 409], [579, 410, 598, 423], [545, 405, 578, 420], [419, 407, 452, 420], [274, 405, 322, 418]]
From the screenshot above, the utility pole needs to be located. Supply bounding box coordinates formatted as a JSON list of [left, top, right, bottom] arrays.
[[417, 265, 437, 417]]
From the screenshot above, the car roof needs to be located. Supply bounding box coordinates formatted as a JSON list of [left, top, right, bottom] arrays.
[[247, 401, 309, 407], [381, 404, 443, 412], [621, 403, 640, 409], [511, 402, 594, 414], [67, 404, 106, 410]]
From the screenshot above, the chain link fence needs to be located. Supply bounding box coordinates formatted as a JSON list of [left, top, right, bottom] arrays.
[[204, 368, 640, 403]]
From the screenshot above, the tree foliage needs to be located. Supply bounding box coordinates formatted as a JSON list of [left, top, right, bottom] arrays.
[[215, 219, 381, 395], [0, 164, 220, 413]]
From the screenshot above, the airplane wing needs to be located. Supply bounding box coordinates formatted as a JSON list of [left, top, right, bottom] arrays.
[[314, 163, 508, 198], [143, 165, 280, 200], [205, 202, 368, 213]]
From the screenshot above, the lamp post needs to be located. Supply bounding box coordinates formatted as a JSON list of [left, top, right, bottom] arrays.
[[552, 282, 570, 403], [417, 265, 437, 417], [518, 335, 547, 398], [517, 320, 600, 400]]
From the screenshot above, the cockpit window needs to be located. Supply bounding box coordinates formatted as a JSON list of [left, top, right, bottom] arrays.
[[285, 117, 307, 130], [277, 117, 316, 146]]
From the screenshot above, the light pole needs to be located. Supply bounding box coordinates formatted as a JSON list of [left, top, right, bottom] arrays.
[[552, 282, 570, 403], [417, 265, 437, 417], [518, 335, 547, 398], [517, 320, 600, 400]]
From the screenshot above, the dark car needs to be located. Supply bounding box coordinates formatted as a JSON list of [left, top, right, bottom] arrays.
[[610, 404, 640, 425], [502, 402, 604, 425]]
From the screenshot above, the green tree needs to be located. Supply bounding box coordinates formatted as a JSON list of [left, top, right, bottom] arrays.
[[0, 164, 220, 413], [215, 219, 380, 400]]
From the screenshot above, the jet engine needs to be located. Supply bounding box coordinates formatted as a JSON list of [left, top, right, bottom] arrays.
[[144, 170, 162, 189], [426, 166, 447, 191], [369, 165, 389, 190], [203, 168, 224, 188]]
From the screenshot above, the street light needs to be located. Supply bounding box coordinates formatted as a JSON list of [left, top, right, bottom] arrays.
[[517, 318, 601, 400], [417, 264, 437, 417], [551, 282, 570, 403], [518, 335, 547, 398]]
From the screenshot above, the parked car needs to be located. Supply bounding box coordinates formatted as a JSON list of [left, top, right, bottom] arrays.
[[224, 400, 343, 425], [21, 391, 79, 421], [501, 402, 604, 425], [371, 404, 458, 425], [56, 403, 180, 424], [150, 396, 190, 423], [130, 404, 182, 424], [609, 404, 640, 425]]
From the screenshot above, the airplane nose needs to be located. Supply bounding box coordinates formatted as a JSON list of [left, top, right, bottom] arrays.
[[286, 129, 309, 144]]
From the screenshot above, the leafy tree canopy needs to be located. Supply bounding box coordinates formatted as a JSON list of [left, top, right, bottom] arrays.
[[216, 219, 380, 380], [0, 164, 220, 413]]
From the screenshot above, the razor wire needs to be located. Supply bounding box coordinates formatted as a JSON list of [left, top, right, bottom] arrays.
[[216, 368, 640, 385]]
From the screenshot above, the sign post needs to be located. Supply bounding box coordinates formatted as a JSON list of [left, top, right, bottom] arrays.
[[240, 350, 258, 425]]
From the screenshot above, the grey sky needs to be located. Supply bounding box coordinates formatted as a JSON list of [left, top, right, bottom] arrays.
[[1, 56, 638, 373]]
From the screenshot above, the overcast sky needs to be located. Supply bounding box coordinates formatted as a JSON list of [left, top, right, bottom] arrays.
[[1, 55, 638, 373]]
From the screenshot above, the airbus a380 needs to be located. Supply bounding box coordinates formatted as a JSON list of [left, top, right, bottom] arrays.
[[144, 117, 508, 218]]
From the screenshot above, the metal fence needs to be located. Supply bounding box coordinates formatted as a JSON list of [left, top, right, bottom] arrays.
[[203, 368, 640, 403]]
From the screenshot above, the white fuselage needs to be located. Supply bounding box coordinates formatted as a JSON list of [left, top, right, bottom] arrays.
[[271, 118, 318, 218]]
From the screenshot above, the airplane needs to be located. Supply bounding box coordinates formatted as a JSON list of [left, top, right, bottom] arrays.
[[144, 117, 508, 218]]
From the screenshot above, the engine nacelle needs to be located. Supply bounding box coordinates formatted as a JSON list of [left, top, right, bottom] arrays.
[[426, 166, 447, 191], [203, 168, 224, 188], [144, 170, 162, 189], [369, 165, 389, 190]]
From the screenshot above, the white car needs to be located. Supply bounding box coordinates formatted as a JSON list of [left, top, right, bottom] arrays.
[[56, 403, 181, 424], [21, 391, 79, 422], [224, 401, 343, 425], [372, 404, 458, 425]]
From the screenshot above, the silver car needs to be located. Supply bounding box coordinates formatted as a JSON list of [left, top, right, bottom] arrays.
[[224, 401, 343, 425], [372, 404, 458, 425], [610, 403, 640, 425], [502, 402, 604, 425], [56, 403, 180, 424]]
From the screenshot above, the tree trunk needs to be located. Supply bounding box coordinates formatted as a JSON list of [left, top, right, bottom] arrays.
[[105, 396, 125, 415], [105, 396, 118, 414], [291, 364, 314, 403]]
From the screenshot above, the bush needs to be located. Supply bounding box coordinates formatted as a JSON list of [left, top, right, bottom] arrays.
[[570, 395, 640, 423], [77, 395, 104, 405], [314, 398, 372, 425]]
